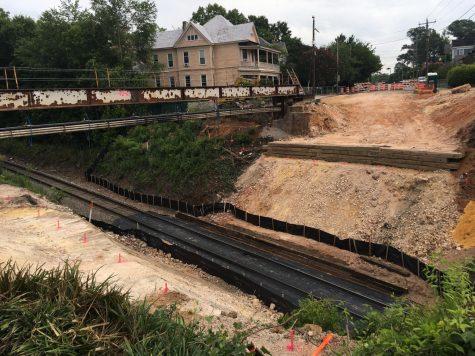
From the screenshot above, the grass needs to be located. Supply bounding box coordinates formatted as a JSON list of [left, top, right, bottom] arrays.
[[0, 168, 64, 203], [0, 261, 247, 355]]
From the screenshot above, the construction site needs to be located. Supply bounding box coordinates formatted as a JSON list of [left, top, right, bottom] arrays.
[[1, 84, 474, 354], [1, 0, 475, 354]]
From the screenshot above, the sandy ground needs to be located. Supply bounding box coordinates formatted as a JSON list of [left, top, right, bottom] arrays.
[[0, 184, 348, 355], [290, 89, 475, 152]]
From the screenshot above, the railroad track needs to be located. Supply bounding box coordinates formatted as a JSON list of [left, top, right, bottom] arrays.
[[1, 160, 397, 318]]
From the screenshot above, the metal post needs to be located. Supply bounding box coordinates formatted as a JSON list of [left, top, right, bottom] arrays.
[[419, 18, 436, 78], [94, 69, 99, 88], [106, 68, 111, 87], [13, 66, 19, 89], [4, 68, 8, 89]]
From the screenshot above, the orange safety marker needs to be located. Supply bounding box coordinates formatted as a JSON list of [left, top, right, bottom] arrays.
[[56, 218, 61, 230], [286, 329, 295, 352], [162, 282, 169, 294], [117, 253, 125, 263], [82, 232, 88, 245], [312, 333, 334, 356]]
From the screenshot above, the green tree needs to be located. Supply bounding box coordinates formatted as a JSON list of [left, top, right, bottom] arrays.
[[191, 3, 247, 25], [447, 19, 475, 40], [397, 27, 449, 69], [0, 9, 36, 66], [329, 34, 382, 85], [14, 0, 157, 69]]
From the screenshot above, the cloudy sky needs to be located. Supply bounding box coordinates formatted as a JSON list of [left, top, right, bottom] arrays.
[[2, 0, 475, 72]]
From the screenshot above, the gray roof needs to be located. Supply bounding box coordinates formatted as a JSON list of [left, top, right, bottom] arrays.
[[154, 29, 182, 49], [154, 15, 257, 49]]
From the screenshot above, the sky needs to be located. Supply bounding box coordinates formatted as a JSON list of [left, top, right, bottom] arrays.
[[2, 0, 475, 72]]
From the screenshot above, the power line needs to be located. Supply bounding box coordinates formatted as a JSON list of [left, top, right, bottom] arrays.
[[457, 3, 475, 19], [373, 37, 409, 46], [427, 0, 449, 18]]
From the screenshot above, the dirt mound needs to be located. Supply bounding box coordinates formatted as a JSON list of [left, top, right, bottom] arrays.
[[230, 156, 460, 259], [296, 101, 347, 136]]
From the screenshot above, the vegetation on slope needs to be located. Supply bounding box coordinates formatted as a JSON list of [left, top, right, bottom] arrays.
[[96, 121, 257, 202], [285, 262, 474, 355], [0, 261, 246, 354]]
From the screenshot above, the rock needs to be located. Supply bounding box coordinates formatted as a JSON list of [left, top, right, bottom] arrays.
[[251, 297, 261, 307], [269, 303, 276, 310], [302, 324, 323, 335], [271, 325, 285, 334], [451, 84, 471, 94], [227, 311, 238, 318]]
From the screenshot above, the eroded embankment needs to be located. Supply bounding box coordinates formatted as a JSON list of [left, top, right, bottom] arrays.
[[230, 155, 461, 259]]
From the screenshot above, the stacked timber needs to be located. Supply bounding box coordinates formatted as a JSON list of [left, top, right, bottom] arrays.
[[264, 142, 464, 171]]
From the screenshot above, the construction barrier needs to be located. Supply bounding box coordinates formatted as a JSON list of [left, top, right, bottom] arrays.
[[84, 169, 444, 287]]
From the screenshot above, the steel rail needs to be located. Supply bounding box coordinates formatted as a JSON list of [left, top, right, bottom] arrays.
[[0, 107, 279, 139], [1, 160, 394, 317]]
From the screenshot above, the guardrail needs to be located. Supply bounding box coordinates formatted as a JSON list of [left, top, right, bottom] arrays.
[[0, 85, 301, 112], [0, 107, 280, 139]]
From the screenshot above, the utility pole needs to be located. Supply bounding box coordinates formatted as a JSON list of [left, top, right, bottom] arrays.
[[336, 40, 339, 90], [418, 18, 436, 77], [311, 16, 319, 95]]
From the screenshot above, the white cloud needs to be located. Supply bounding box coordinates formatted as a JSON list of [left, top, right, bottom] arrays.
[[2, 0, 474, 72]]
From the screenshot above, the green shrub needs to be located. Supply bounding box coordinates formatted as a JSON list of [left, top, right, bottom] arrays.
[[0, 261, 246, 354], [96, 121, 241, 201], [282, 297, 348, 334], [447, 64, 475, 87], [354, 262, 475, 355]]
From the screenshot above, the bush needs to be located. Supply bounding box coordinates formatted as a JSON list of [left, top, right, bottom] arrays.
[[96, 121, 241, 201], [281, 297, 348, 334], [0, 261, 246, 354], [354, 262, 475, 355], [447, 64, 475, 87]]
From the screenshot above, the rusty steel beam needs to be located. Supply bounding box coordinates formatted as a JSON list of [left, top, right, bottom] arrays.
[[0, 85, 301, 112]]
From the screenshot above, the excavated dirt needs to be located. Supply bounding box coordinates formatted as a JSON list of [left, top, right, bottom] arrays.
[[228, 90, 475, 261], [230, 157, 462, 260], [290, 89, 475, 152]]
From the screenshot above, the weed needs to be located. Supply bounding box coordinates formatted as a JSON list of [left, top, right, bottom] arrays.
[[281, 297, 348, 334], [0, 261, 247, 354], [0, 169, 64, 203]]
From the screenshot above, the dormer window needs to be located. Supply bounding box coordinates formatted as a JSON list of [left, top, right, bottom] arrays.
[[187, 34, 198, 41]]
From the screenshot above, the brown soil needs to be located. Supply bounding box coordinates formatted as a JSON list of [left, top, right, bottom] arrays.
[[230, 157, 462, 260], [452, 201, 475, 248], [291, 89, 475, 152]]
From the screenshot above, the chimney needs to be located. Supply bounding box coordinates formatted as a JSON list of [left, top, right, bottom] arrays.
[[182, 21, 187, 31]]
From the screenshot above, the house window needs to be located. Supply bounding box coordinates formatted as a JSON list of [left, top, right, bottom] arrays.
[[259, 50, 267, 62], [272, 53, 278, 64], [199, 49, 206, 65], [167, 53, 174, 68], [169, 76, 175, 87], [201, 74, 207, 87], [183, 51, 189, 66], [187, 34, 198, 41], [185, 75, 191, 87], [242, 49, 248, 61], [156, 76, 161, 87], [153, 54, 158, 64]]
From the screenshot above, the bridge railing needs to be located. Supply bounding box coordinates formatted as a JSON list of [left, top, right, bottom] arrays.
[[0, 85, 300, 112]]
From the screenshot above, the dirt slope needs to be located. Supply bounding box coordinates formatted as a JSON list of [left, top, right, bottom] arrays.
[[231, 157, 460, 259], [230, 90, 475, 260], [291, 89, 475, 151]]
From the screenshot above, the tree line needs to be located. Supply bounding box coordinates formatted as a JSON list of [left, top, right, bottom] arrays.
[[1, 0, 385, 87]]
